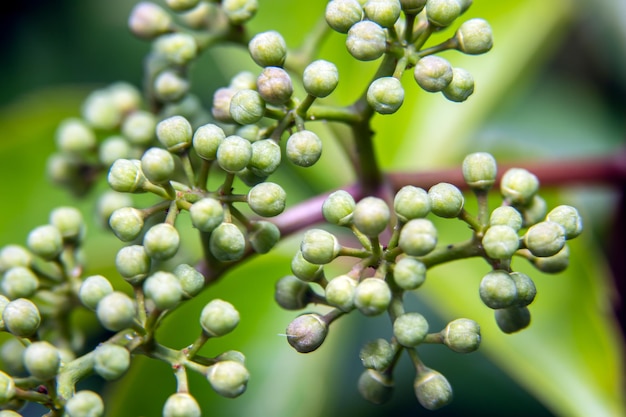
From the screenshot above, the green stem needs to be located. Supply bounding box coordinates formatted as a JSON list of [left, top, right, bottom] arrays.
[[196, 159, 213, 191], [179, 150, 196, 187], [419, 238, 482, 268]]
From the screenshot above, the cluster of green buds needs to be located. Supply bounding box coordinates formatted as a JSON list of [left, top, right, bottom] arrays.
[[276, 151, 582, 409]]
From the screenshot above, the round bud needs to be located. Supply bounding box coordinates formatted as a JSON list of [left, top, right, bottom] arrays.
[[323, 190, 355, 226], [0, 371, 16, 405], [325, 0, 363, 33], [27, 224, 63, 260], [346, 20, 387, 61], [94, 343, 130, 380], [154, 70, 189, 102], [143, 271, 183, 310], [532, 244, 570, 273], [128, 2, 172, 39], [2, 266, 39, 299], [354, 278, 392, 316], [394, 185, 430, 222], [495, 306, 531, 333], [442, 318, 481, 353], [166, 0, 200, 12], [300, 229, 341, 265], [207, 360, 249, 398], [523, 221, 566, 257], [500, 168, 539, 206], [248, 30, 286, 67], [229, 71, 257, 91], [153, 33, 197, 65], [462, 152, 497, 190], [414, 56, 453, 93], [274, 275, 310, 310], [359, 339, 394, 371], [325, 275, 357, 311], [482, 225, 519, 260], [479, 270, 517, 309], [189, 198, 224, 232], [364, 0, 401, 28], [455, 18, 493, 55], [428, 182, 464, 218], [23, 341, 60, 380], [286, 313, 328, 353], [2, 298, 40, 336], [303, 60, 339, 98], [212, 87, 237, 123], [162, 393, 201, 417], [108, 159, 147, 193], [249, 139, 281, 177], [82, 89, 121, 130], [442, 67, 474, 102], [358, 369, 394, 404], [249, 221, 281, 254], [367, 76, 404, 114], [96, 291, 136, 331], [122, 110, 157, 146], [209, 223, 246, 262], [0, 339, 26, 375], [79, 275, 114, 310], [398, 218, 437, 256], [55, 118, 96, 156], [490, 206, 523, 231], [140, 147, 175, 184], [109, 207, 144, 241], [156, 115, 193, 153], [401, 0, 427, 14], [509, 271, 536, 307], [393, 256, 426, 290], [50, 206, 85, 242], [235, 124, 259, 142], [286, 130, 323, 167], [115, 245, 151, 285], [222, 0, 258, 24], [173, 264, 205, 298], [99, 136, 131, 167], [216, 135, 253, 173], [291, 251, 324, 282], [230, 89, 265, 125], [143, 223, 180, 260], [248, 182, 287, 217], [425, 0, 460, 27], [393, 312, 429, 347], [352, 196, 390, 237], [547, 205, 583, 239], [519, 194, 548, 227], [414, 368, 453, 410], [108, 81, 141, 114], [0, 245, 32, 273], [256, 67, 293, 105], [96, 191, 133, 227], [64, 390, 104, 417], [193, 123, 225, 160]]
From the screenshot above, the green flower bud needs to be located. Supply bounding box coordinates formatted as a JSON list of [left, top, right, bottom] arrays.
[[256, 67, 293, 105], [82, 89, 122, 130], [143, 271, 182, 310], [211, 87, 237, 123], [0, 338, 25, 375], [180, 2, 214, 28], [401, 0, 427, 14], [0, 371, 16, 405], [425, 0, 460, 27], [325, 275, 357, 312], [286, 130, 323, 167], [162, 393, 201, 417], [442, 67, 474, 102], [500, 168, 539, 206], [248, 182, 287, 217], [193, 123, 225, 160], [303, 60, 339, 98], [207, 360, 249, 398], [122, 110, 157, 146], [547, 205, 583, 239], [300, 229, 341, 265], [108, 159, 147, 193], [364, 0, 401, 28], [27, 224, 63, 260], [2, 298, 40, 337], [222, 0, 257, 24], [249, 221, 281, 254], [346, 21, 387, 61], [229, 89, 265, 125], [532, 244, 570, 273], [393, 256, 426, 290], [490, 206, 523, 231], [209, 223, 246, 262], [143, 223, 180, 260], [394, 312, 429, 347], [55, 118, 96, 156], [325, 0, 363, 33], [109, 207, 144, 242], [455, 18, 493, 55], [394, 185, 430, 222], [482, 225, 519, 260], [462, 152, 497, 190], [200, 299, 240, 337], [156, 115, 193, 153], [229, 71, 257, 91], [519, 194, 548, 227], [115, 245, 151, 285], [248, 30, 286, 67], [414, 367, 453, 410], [173, 264, 205, 298], [0, 245, 32, 273], [153, 33, 197, 65], [189, 198, 224, 232], [99, 136, 131, 167], [2, 267, 38, 299], [479, 270, 517, 309], [354, 278, 392, 316], [248, 139, 281, 177], [291, 250, 324, 282], [235, 124, 260, 142], [0, 295, 9, 331], [286, 313, 328, 353], [23, 341, 60, 380], [65, 390, 104, 417], [398, 218, 437, 256], [457, 0, 473, 13], [367, 76, 404, 114], [154, 70, 189, 102], [275, 275, 311, 310], [141, 147, 175, 184], [414, 56, 453, 92], [359, 338, 394, 370], [322, 190, 355, 226], [128, 2, 172, 39], [509, 271, 536, 307], [108, 82, 141, 113], [79, 275, 114, 310], [96, 191, 133, 227], [217, 135, 253, 173], [94, 343, 130, 380], [352, 196, 390, 237], [442, 318, 481, 353], [96, 291, 136, 331], [165, 0, 200, 12], [524, 221, 566, 257], [495, 306, 531, 334], [428, 182, 464, 218], [217, 350, 245, 364], [358, 369, 394, 404]]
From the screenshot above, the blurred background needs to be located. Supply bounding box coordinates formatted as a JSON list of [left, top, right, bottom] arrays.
[[0, 1, 624, 416]]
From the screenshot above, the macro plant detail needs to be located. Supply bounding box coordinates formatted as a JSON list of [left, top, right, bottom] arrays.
[[3, 0, 620, 416]]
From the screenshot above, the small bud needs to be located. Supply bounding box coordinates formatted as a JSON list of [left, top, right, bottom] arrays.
[[367, 76, 405, 114], [462, 152, 497, 190], [2, 298, 40, 337], [79, 275, 114, 310], [108, 159, 147, 193], [303, 60, 339, 98], [248, 139, 281, 177], [300, 229, 341, 265], [442, 67, 474, 102], [128, 2, 172, 39], [193, 123, 225, 160], [165, 0, 200, 12], [122, 110, 157, 146], [162, 393, 201, 417], [96, 291, 136, 331], [154, 70, 189, 102], [153, 33, 197, 65], [115, 245, 151, 285], [64, 390, 104, 417], [27, 225, 63, 260], [286, 313, 328, 353], [523, 221, 566, 257], [482, 225, 519, 260], [94, 343, 130, 381], [189, 198, 224, 232], [140, 147, 175, 184], [322, 190, 355, 226], [82, 89, 122, 130], [143, 271, 183, 310], [143, 223, 180, 260], [393, 256, 426, 290], [209, 223, 246, 262], [156, 115, 193, 153], [325, 275, 357, 312], [510, 271, 536, 307], [249, 221, 281, 254], [286, 130, 323, 167], [109, 207, 144, 242], [0, 371, 16, 405], [495, 306, 531, 333], [200, 299, 240, 337], [248, 182, 287, 217], [360, 339, 394, 370], [479, 270, 517, 309], [207, 360, 249, 398], [425, 0, 461, 27], [229, 89, 266, 125], [108, 82, 141, 113], [211, 87, 237, 123], [393, 312, 429, 347], [96, 191, 133, 227], [394, 185, 430, 222], [256, 67, 293, 105], [173, 264, 205, 298], [490, 206, 523, 231], [519, 194, 548, 227], [248, 30, 287, 67], [346, 20, 387, 61], [99, 136, 132, 167], [23, 341, 60, 380], [500, 168, 539, 206], [0, 339, 26, 375], [398, 219, 437, 256], [401, 0, 427, 14], [216, 135, 253, 173], [428, 182, 464, 218], [222, 0, 258, 25], [354, 278, 392, 316], [455, 18, 493, 55], [0, 245, 32, 273], [532, 244, 570, 273], [55, 118, 96, 156], [2, 267, 39, 299], [414, 56, 453, 92], [547, 205, 583, 239], [352, 196, 390, 237], [414, 367, 453, 410], [358, 369, 394, 404], [291, 251, 324, 282], [274, 275, 311, 310], [325, 0, 363, 33], [442, 318, 481, 353], [364, 0, 401, 28]]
